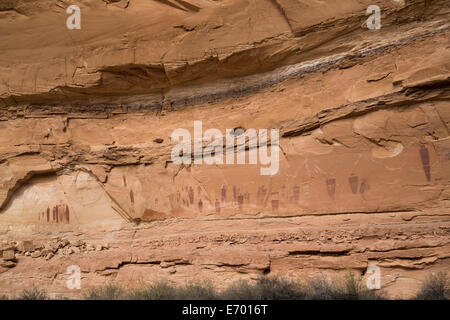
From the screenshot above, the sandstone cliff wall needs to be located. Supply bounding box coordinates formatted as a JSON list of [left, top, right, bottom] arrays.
[[0, 0, 449, 298]]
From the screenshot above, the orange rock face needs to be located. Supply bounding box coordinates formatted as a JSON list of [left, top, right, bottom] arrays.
[[0, 0, 449, 298]]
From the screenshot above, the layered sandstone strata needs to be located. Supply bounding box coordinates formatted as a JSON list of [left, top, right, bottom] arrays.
[[0, 0, 449, 298]]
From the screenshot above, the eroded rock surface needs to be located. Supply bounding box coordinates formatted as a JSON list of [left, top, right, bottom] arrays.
[[0, 0, 449, 298]]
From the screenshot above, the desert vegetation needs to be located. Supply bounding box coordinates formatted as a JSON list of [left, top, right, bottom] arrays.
[[1, 272, 448, 300], [413, 272, 449, 300]]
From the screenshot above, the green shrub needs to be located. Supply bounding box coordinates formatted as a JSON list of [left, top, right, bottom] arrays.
[[222, 277, 305, 300], [303, 272, 384, 300], [176, 281, 218, 300], [303, 277, 341, 300], [221, 279, 256, 300], [16, 286, 48, 300], [126, 281, 178, 300], [414, 272, 449, 300], [88, 280, 218, 300], [83, 283, 125, 300]]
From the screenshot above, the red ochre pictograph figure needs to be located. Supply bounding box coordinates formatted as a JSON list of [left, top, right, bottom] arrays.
[[326, 178, 336, 199], [419, 145, 431, 182], [348, 175, 359, 194], [38, 204, 70, 224]]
